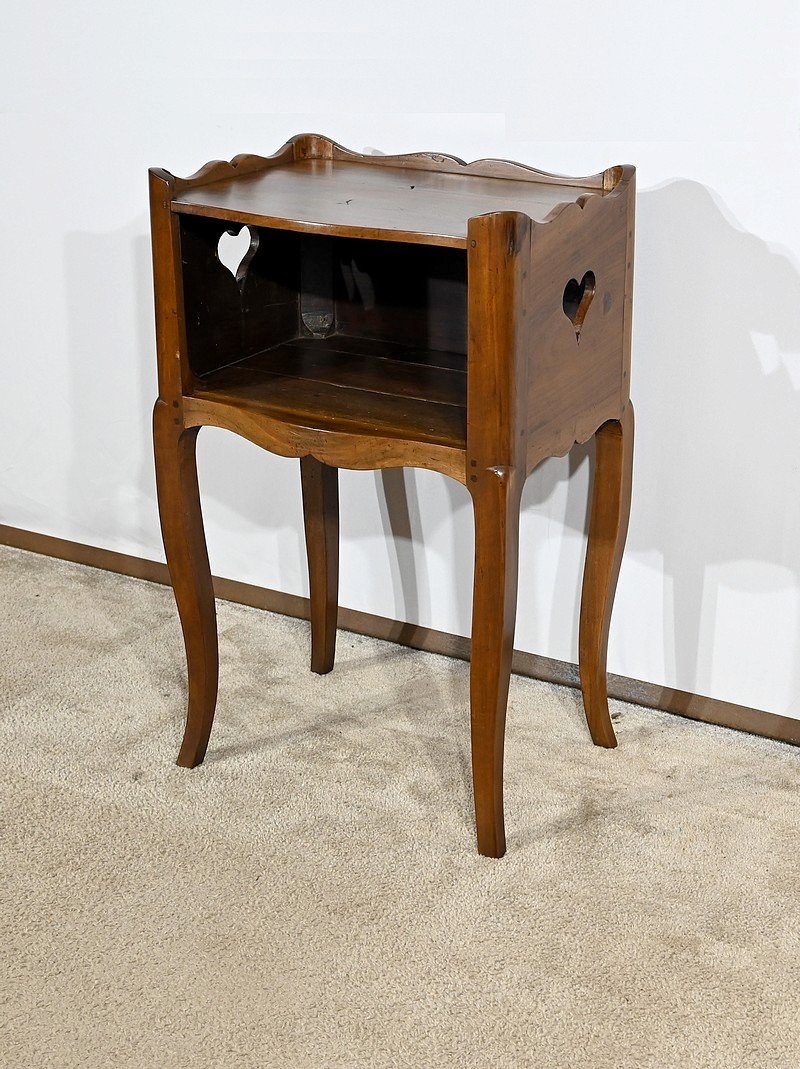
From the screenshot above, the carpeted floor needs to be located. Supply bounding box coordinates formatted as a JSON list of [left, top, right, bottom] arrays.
[[1, 544, 798, 1068]]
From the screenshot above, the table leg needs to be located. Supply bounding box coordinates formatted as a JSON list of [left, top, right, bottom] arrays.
[[469, 467, 523, 858], [578, 402, 635, 747], [300, 456, 339, 674], [153, 400, 219, 767]]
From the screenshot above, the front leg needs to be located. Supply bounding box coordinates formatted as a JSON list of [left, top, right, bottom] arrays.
[[300, 456, 339, 674], [469, 466, 523, 858], [153, 400, 219, 767], [578, 403, 635, 747]]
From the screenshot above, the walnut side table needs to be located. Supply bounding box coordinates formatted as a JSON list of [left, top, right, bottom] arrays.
[[149, 134, 635, 857]]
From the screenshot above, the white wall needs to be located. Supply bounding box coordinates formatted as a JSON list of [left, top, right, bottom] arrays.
[[2, 1, 799, 715]]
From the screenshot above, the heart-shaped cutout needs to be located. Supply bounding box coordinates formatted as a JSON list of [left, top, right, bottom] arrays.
[[562, 270, 596, 340], [217, 225, 259, 287]]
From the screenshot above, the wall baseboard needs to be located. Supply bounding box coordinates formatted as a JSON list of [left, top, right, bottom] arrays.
[[2, 522, 798, 747]]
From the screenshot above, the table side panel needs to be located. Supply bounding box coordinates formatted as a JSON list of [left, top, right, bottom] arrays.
[[524, 186, 634, 470]]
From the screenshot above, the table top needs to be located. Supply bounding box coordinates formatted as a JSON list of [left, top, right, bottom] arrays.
[[170, 156, 614, 249]]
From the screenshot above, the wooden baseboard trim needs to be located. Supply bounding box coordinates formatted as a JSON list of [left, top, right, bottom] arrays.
[[2, 522, 798, 747]]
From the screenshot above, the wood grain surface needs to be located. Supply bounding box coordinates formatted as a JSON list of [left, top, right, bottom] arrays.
[[150, 133, 637, 856]]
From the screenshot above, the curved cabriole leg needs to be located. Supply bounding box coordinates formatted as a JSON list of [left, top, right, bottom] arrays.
[[153, 401, 219, 767], [469, 468, 523, 859], [300, 456, 339, 674], [578, 403, 635, 748]]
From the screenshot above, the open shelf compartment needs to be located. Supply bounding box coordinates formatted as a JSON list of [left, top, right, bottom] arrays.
[[181, 217, 468, 449]]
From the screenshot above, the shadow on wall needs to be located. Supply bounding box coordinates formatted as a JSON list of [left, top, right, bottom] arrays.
[[631, 179, 800, 708], [380, 179, 800, 712], [64, 224, 158, 550]]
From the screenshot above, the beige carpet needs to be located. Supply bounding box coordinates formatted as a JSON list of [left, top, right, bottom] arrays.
[[1, 545, 799, 1068]]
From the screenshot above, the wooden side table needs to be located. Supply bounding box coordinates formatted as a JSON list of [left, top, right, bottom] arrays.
[[149, 134, 635, 857]]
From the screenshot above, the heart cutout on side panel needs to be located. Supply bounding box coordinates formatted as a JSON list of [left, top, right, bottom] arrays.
[[217, 225, 259, 287], [562, 270, 596, 341]]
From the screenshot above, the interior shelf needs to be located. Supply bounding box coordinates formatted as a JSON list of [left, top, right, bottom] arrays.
[[188, 335, 467, 449]]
